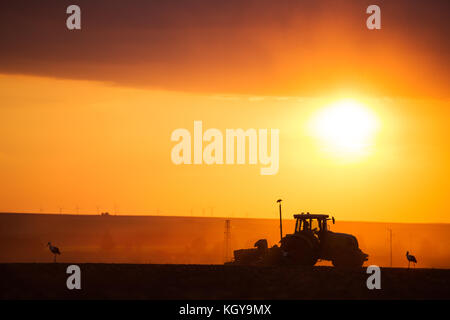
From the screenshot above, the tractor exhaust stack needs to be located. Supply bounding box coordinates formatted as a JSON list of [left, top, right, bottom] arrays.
[[277, 199, 283, 242]]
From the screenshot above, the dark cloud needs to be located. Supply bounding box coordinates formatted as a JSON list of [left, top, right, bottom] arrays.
[[0, 0, 448, 97]]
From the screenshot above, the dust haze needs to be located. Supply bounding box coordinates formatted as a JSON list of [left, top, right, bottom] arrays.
[[0, 213, 448, 268]]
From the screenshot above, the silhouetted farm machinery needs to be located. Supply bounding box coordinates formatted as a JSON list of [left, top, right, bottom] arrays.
[[227, 200, 368, 268]]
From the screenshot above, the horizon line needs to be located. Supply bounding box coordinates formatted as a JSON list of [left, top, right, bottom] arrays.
[[0, 211, 448, 225]]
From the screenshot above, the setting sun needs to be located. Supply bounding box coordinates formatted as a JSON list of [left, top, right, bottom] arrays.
[[310, 99, 379, 158]]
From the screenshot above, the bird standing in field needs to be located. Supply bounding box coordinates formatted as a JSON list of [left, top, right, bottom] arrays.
[[406, 251, 417, 269], [47, 242, 61, 263]]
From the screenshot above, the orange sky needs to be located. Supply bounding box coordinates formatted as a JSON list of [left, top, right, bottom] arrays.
[[0, 1, 449, 222]]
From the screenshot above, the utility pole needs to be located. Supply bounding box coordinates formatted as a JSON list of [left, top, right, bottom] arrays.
[[388, 228, 393, 267], [224, 220, 231, 263], [277, 199, 283, 242]]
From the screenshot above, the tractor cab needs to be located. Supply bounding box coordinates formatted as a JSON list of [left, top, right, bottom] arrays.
[[294, 213, 334, 236]]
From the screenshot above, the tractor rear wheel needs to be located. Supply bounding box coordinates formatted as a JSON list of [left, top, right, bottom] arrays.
[[281, 237, 317, 266]]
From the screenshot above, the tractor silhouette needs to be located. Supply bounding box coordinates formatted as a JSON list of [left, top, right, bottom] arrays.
[[230, 212, 368, 269]]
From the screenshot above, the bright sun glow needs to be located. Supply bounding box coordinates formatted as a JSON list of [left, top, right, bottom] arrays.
[[310, 99, 379, 157]]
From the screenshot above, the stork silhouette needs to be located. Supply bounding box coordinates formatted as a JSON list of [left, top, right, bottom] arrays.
[[47, 242, 61, 263], [406, 251, 417, 269]]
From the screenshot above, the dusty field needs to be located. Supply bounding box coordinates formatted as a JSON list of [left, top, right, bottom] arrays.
[[1, 264, 449, 300]]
